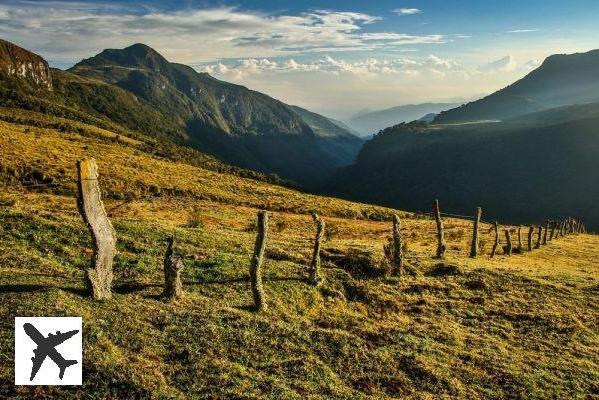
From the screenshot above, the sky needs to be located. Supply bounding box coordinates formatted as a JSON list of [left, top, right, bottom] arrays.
[[1, 0, 598, 119]]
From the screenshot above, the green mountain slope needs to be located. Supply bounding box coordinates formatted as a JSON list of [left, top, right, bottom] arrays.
[[328, 104, 599, 229], [435, 49, 599, 123], [1, 40, 359, 188], [288, 105, 364, 166], [68, 43, 343, 187]]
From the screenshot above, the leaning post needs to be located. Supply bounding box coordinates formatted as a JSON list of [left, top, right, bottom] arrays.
[[504, 229, 513, 255], [433, 199, 446, 259], [163, 236, 184, 300], [517, 226, 523, 252], [250, 210, 268, 311], [77, 159, 116, 300], [309, 212, 325, 285], [535, 225, 542, 249], [491, 221, 500, 258], [542, 220, 549, 245], [391, 214, 405, 275], [527, 226, 534, 251], [470, 207, 482, 258]]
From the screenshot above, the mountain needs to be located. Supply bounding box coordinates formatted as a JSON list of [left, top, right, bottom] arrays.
[[0, 38, 52, 89], [329, 103, 599, 229], [68, 43, 346, 187], [288, 105, 364, 166], [0, 40, 359, 188], [346, 102, 461, 136], [435, 49, 599, 123]]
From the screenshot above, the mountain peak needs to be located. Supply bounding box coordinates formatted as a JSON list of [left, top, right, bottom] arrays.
[[75, 43, 170, 72]]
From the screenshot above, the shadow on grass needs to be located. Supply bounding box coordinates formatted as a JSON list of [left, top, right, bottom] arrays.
[[0, 284, 87, 296]]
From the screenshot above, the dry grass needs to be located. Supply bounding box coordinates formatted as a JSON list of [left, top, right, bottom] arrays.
[[0, 113, 597, 399]]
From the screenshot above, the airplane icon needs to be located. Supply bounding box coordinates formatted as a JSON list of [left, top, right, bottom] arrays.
[[23, 323, 79, 381]]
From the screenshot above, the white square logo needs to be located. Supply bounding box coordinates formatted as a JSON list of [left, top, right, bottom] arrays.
[[14, 317, 82, 385]]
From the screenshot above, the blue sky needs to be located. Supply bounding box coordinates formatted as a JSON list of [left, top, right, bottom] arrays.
[[1, 0, 598, 118]]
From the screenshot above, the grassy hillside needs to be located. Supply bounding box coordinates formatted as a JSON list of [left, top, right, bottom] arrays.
[[0, 109, 597, 399]]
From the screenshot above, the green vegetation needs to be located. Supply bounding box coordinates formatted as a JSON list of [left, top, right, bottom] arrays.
[[329, 113, 599, 230], [0, 113, 597, 399]]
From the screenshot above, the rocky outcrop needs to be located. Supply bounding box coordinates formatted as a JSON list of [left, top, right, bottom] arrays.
[[0, 38, 52, 89]]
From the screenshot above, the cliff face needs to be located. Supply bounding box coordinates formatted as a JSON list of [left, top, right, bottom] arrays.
[[0, 39, 52, 89]]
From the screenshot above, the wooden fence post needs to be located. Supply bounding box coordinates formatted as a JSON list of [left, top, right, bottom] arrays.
[[309, 212, 325, 285], [77, 159, 116, 300], [504, 229, 513, 255], [527, 226, 534, 251], [549, 220, 556, 241], [163, 236, 184, 300], [535, 225, 542, 249], [391, 214, 405, 276], [491, 221, 499, 257], [470, 207, 482, 258], [433, 199, 446, 259], [542, 220, 549, 245], [250, 210, 268, 311], [517, 226, 523, 252]]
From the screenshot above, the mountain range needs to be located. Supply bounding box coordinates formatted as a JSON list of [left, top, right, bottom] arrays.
[[329, 49, 599, 229], [346, 102, 461, 136], [0, 39, 361, 188]]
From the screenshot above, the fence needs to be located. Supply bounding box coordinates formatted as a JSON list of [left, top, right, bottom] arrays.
[[71, 159, 589, 310]]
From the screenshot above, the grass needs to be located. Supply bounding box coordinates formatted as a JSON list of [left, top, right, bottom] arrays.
[[0, 112, 597, 399]]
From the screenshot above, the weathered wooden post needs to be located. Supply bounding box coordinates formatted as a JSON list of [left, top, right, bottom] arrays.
[[542, 220, 549, 245], [549, 220, 557, 241], [250, 210, 268, 311], [504, 229, 513, 256], [391, 213, 404, 275], [309, 212, 325, 285], [163, 236, 184, 300], [77, 159, 116, 300], [527, 226, 534, 251], [470, 207, 482, 258], [504, 229, 513, 255], [517, 226, 523, 252], [491, 221, 499, 258], [433, 199, 446, 259], [535, 225, 542, 249]]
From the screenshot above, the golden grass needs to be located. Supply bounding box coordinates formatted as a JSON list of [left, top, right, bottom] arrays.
[[0, 113, 597, 399]]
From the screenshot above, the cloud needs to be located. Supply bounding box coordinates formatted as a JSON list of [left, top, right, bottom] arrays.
[[393, 8, 422, 16], [477, 55, 517, 72], [507, 29, 541, 33], [0, 2, 448, 64], [199, 54, 465, 81]]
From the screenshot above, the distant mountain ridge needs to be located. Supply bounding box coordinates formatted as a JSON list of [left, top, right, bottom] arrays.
[[435, 49, 599, 123], [346, 102, 461, 136]]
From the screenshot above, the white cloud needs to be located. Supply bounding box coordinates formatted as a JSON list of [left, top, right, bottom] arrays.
[[199, 54, 465, 81], [507, 29, 541, 33], [0, 2, 448, 64], [393, 8, 422, 16], [477, 55, 517, 72]]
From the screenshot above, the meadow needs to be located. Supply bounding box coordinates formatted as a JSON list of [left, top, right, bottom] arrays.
[[0, 110, 597, 399]]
